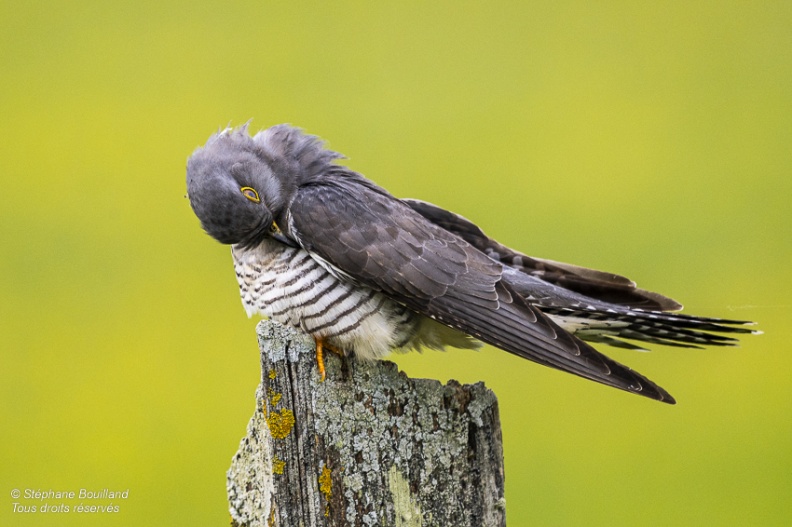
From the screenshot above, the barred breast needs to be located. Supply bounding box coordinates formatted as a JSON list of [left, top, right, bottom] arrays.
[[232, 240, 479, 360]]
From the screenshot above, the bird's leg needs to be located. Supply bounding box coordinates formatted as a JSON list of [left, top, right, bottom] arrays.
[[316, 338, 327, 381], [314, 337, 343, 382]]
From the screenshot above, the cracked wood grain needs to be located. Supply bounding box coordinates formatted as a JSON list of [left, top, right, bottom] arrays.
[[227, 319, 506, 527]]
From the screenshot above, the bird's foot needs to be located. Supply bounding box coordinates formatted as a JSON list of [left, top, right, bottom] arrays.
[[315, 338, 343, 382]]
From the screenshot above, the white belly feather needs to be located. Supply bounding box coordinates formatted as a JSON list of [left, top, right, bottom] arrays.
[[232, 240, 479, 360]]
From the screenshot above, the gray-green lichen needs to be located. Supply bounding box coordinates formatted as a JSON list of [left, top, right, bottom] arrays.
[[256, 318, 315, 363], [310, 343, 500, 525], [229, 320, 506, 527], [227, 385, 276, 527], [388, 465, 422, 527]]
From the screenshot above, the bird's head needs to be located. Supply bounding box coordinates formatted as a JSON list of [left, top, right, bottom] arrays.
[[186, 125, 286, 248], [187, 123, 344, 248]]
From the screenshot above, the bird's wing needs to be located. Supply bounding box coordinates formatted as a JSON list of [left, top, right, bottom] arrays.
[[288, 178, 675, 403], [402, 198, 683, 311]]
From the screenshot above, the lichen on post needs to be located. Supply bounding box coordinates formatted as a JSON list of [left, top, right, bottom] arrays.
[[227, 319, 506, 527]]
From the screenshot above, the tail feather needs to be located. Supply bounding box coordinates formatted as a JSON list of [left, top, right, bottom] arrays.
[[543, 306, 758, 350]]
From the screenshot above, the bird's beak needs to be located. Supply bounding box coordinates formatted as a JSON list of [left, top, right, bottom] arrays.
[[270, 221, 298, 248]]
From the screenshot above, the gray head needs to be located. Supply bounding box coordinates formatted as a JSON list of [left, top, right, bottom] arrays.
[[186, 123, 342, 247]]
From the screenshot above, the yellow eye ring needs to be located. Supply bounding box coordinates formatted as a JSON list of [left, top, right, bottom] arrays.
[[240, 186, 260, 203]]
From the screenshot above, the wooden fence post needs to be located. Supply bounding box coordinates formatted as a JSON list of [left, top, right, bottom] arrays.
[[227, 319, 506, 527]]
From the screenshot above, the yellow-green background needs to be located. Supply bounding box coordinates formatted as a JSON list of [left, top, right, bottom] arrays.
[[2, 2, 790, 525]]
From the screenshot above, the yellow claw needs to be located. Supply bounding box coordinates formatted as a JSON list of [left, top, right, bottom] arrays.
[[315, 338, 342, 382], [316, 338, 327, 382]]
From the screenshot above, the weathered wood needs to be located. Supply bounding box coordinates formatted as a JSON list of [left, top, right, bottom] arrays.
[[228, 320, 506, 527]]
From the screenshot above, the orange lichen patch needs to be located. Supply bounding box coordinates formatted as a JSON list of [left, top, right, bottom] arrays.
[[266, 408, 295, 439], [318, 466, 332, 496], [268, 369, 277, 380], [272, 455, 286, 475], [267, 387, 282, 407], [318, 466, 332, 516]]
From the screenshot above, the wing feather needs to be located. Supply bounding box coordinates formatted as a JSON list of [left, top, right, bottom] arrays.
[[403, 198, 684, 311], [289, 179, 675, 403]]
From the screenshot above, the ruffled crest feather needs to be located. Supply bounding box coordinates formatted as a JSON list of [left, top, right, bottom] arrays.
[[252, 124, 345, 183]]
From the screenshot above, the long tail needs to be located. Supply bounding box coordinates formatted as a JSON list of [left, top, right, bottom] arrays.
[[541, 307, 760, 351]]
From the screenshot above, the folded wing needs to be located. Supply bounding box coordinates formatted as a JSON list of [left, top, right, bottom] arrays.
[[288, 176, 676, 403]]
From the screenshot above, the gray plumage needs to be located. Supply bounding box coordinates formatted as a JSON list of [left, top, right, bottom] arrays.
[[186, 124, 758, 404]]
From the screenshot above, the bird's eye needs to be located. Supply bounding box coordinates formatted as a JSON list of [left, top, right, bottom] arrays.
[[240, 187, 260, 203]]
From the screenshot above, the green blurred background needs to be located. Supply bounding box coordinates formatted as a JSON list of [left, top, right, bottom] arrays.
[[2, 1, 790, 525]]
